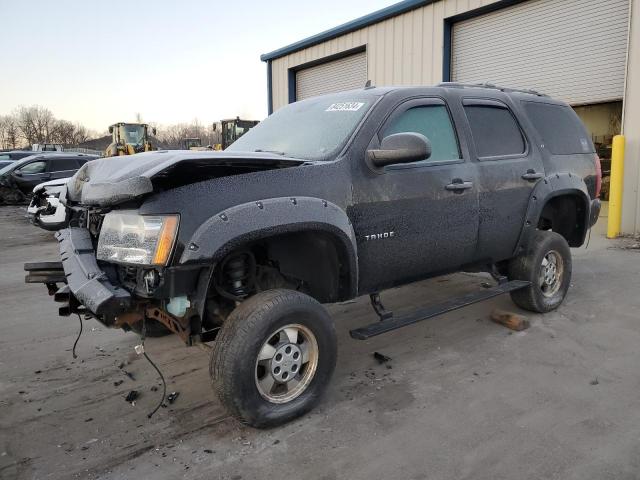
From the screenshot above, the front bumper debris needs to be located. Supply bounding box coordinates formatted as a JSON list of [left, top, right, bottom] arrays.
[[25, 228, 197, 342], [54, 227, 131, 315]]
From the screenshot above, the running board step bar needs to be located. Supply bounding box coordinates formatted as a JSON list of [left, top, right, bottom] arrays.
[[349, 280, 531, 340]]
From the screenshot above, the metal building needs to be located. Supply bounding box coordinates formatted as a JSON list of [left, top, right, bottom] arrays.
[[261, 0, 640, 234]]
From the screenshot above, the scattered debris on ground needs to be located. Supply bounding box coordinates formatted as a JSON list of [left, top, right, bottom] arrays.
[[373, 352, 391, 364], [167, 392, 180, 404], [125, 390, 139, 404], [490, 308, 530, 331], [611, 234, 640, 251]]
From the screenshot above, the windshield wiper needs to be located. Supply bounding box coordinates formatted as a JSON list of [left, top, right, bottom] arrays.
[[254, 149, 286, 156]]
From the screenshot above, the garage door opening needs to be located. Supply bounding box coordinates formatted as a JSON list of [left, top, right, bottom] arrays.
[[574, 101, 623, 204], [450, 0, 629, 105], [295, 50, 367, 101]]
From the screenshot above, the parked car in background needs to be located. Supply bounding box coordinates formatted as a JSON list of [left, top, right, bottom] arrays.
[[0, 150, 41, 169], [0, 153, 98, 204]]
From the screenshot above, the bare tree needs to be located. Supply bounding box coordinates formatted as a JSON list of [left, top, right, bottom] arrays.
[[0, 115, 20, 149], [156, 123, 192, 148], [156, 119, 221, 149], [0, 106, 101, 148], [72, 124, 92, 144], [14, 105, 56, 145], [50, 119, 75, 144]]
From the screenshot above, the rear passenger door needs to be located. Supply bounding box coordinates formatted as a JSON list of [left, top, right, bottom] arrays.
[[49, 157, 81, 180], [462, 98, 545, 262]]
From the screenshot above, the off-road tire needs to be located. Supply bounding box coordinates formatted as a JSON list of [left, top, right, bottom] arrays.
[[129, 319, 172, 338], [508, 230, 572, 313], [210, 289, 337, 428]]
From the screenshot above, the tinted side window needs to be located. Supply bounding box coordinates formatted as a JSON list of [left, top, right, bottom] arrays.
[[383, 105, 461, 162], [50, 158, 80, 171], [523, 102, 594, 155], [18, 161, 47, 174], [464, 105, 525, 158]]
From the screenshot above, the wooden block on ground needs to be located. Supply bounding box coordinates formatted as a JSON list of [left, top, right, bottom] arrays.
[[490, 308, 530, 331]]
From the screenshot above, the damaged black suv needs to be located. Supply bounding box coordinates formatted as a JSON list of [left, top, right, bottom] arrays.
[[27, 83, 601, 427]]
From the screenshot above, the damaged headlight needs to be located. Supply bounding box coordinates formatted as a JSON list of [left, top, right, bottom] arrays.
[[96, 212, 179, 266]]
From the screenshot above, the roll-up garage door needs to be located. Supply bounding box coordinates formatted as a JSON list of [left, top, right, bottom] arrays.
[[451, 0, 629, 105], [296, 50, 367, 101]]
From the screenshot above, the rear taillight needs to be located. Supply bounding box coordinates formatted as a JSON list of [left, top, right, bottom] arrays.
[[594, 154, 602, 199]]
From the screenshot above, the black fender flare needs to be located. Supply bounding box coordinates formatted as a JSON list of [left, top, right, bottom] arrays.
[[514, 173, 592, 254], [179, 196, 359, 298]]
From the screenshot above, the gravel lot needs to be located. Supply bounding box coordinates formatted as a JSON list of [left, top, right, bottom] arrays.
[[1, 205, 639, 480]]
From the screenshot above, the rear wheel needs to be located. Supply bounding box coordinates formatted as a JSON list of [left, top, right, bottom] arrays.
[[210, 289, 337, 428], [508, 230, 572, 313]]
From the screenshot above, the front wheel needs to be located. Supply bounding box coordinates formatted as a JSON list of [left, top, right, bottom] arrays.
[[508, 230, 572, 313], [210, 289, 337, 428]]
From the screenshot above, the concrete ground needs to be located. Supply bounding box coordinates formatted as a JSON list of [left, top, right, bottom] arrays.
[[0, 205, 639, 480]]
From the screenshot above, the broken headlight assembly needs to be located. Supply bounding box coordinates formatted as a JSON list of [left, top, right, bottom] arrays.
[[96, 212, 179, 266]]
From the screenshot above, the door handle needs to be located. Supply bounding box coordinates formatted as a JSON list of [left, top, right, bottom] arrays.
[[445, 179, 473, 193], [522, 170, 544, 181]]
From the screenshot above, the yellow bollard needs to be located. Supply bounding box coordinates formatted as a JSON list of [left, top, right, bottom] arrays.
[[607, 134, 625, 239]]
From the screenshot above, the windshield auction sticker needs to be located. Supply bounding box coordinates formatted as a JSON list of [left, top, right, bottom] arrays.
[[326, 102, 365, 112]]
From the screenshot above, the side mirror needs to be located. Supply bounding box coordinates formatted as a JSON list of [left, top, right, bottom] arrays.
[[108, 125, 114, 134], [152, 127, 157, 136], [13, 171, 22, 177], [367, 132, 431, 168]]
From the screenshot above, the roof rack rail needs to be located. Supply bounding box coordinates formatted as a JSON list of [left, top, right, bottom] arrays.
[[437, 82, 547, 97]]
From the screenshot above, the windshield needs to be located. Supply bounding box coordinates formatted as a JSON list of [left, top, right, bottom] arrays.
[[227, 92, 376, 161], [119, 125, 146, 145]]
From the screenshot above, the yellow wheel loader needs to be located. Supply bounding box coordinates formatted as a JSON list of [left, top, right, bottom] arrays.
[[213, 118, 259, 150], [105, 123, 156, 157]]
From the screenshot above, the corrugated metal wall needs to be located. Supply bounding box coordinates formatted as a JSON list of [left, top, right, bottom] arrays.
[[622, 0, 640, 234], [452, 0, 629, 105], [270, 0, 503, 110], [268, 0, 639, 233], [296, 51, 367, 100]]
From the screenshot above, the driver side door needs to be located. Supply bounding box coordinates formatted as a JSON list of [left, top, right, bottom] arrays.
[[350, 97, 479, 294]]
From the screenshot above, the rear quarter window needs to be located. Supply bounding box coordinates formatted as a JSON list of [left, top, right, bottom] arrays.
[[523, 102, 594, 155]]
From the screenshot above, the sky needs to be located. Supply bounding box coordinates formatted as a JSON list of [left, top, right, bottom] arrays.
[[0, 0, 395, 133]]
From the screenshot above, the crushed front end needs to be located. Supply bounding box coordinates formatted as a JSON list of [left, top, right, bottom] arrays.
[[25, 206, 209, 345]]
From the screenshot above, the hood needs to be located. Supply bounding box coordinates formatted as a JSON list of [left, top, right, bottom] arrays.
[[66, 150, 307, 207], [33, 177, 69, 193]]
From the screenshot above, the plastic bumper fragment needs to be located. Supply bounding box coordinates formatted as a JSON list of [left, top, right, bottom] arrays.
[[55, 227, 131, 315]]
